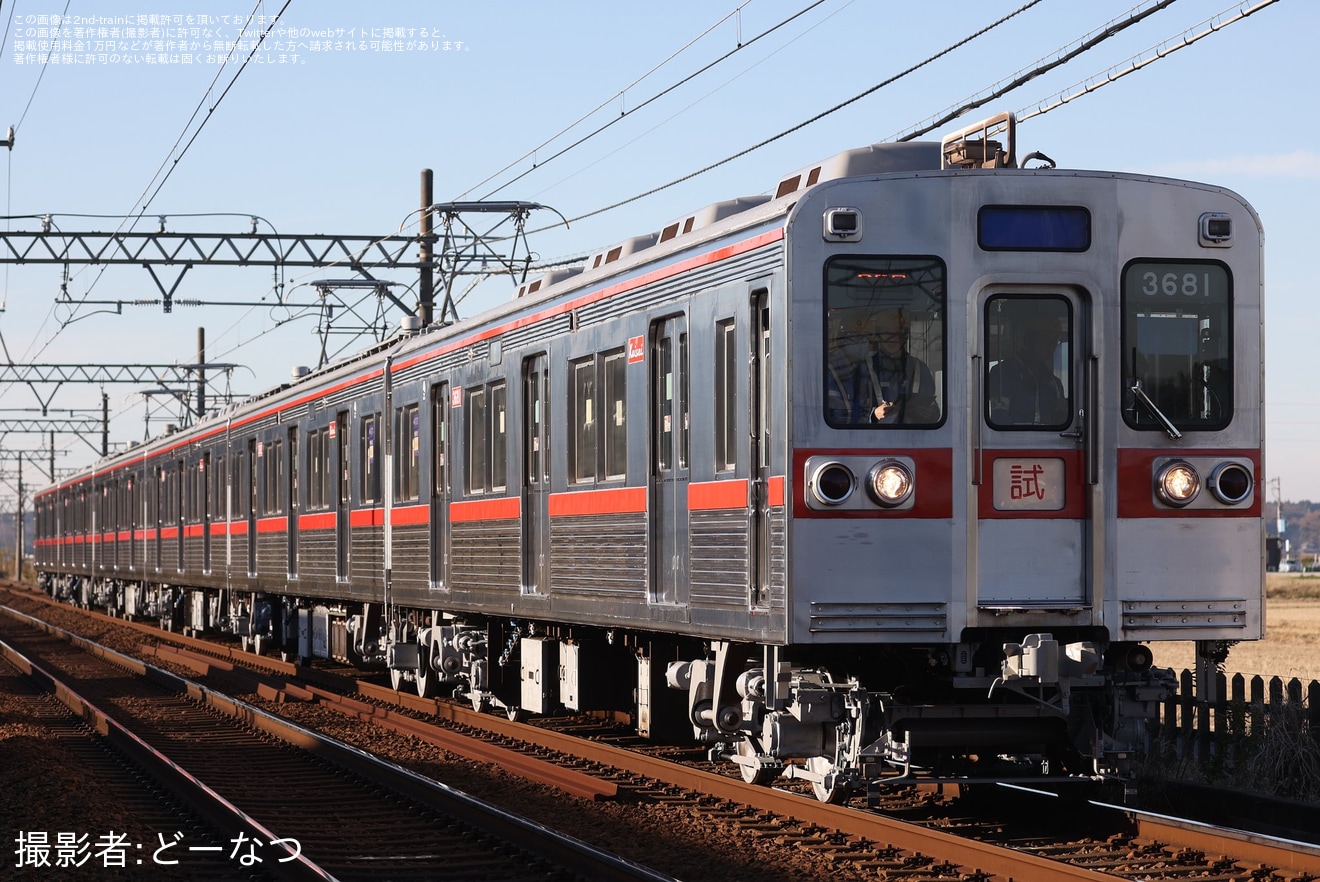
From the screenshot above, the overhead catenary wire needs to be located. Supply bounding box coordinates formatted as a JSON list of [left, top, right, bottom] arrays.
[[549, 0, 1267, 232], [529, 0, 1046, 232], [891, 0, 1180, 142], [466, 0, 832, 202], [27, 0, 294, 360], [1015, 0, 1281, 124], [7, 0, 72, 135]]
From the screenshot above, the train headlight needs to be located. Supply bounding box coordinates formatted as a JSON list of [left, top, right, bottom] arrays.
[[1208, 462, 1253, 505], [867, 460, 914, 507], [1155, 461, 1201, 507], [809, 461, 855, 506]]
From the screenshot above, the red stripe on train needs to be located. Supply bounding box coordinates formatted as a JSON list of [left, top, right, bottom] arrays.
[[548, 486, 647, 517]]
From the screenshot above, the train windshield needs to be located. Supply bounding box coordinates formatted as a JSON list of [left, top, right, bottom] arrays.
[[1121, 260, 1232, 430], [824, 256, 946, 428]]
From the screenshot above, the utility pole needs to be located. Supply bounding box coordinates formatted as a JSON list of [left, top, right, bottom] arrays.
[[197, 327, 206, 419], [101, 392, 109, 457], [419, 169, 434, 327], [14, 456, 22, 582]]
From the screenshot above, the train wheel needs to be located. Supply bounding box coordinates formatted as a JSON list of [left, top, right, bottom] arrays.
[[415, 653, 435, 698], [505, 706, 525, 723], [806, 756, 849, 804], [389, 666, 405, 691], [469, 689, 488, 714], [736, 739, 777, 786]]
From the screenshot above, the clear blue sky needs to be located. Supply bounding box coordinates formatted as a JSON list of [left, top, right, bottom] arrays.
[[1, 0, 1315, 502]]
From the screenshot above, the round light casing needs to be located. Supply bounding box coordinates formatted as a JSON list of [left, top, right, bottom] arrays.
[[809, 461, 855, 506], [1155, 460, 1201, 507], [1123, 643, 1154, 673], [1208, 462, 1254, 505], [867, 460, 914, 508]]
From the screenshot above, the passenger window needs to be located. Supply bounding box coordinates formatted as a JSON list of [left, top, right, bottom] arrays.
[[714, 319, 737, 472], [265, 439, 283, 514], [603, 350, 627, 480], [360, 416, 379, 503], [571, 358, 597, 484], [396, 403, 420, 502], [570, 350, 628, 483], [467, 388, 487, 494], [490, 382, 507, 492]]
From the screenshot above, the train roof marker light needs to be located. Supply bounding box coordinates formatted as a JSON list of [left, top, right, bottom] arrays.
[[1199, 212, 1233, 247], [823, 207, 862, 243]]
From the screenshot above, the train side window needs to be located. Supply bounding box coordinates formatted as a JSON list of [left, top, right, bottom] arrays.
[[265, 439, 284, 515], [571, 351, 628, 484], [432, 384, 449, 495], [490, 382, 508, 492], [214, 455, 226, 519], [306, 430, 319, 509], [360, 414, 380, 504], [307, 428, 329, 510], [603, 349, 627, 480], [288, 430, 299, 512], [396, 403, 420, 502], [1121, 260, 1232, 430], [232, 450, 243, 517], [571, 358, 597, 484], [190, 460, 201, 521], [715, 318, 737, 472], [467, 387, 488, 495], [175, 461, 184, 524]]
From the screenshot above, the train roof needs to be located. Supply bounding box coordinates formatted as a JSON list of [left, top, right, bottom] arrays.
[[34, 113, 1061, 496]]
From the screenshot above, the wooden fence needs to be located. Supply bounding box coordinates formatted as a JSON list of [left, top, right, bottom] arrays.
[[1151, 668, 1320, 772]]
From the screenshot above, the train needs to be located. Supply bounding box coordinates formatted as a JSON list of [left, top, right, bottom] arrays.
[[32, 112, 1265, 801]]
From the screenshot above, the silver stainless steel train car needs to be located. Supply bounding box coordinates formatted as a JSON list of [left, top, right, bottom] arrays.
[[33, 113, 1265, 800]]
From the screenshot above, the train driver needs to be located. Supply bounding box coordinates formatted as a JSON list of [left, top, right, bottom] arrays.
[[827, 308, 940, 426]]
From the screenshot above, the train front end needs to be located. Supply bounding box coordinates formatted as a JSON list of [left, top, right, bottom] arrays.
[[721, 117, 1264, 798]]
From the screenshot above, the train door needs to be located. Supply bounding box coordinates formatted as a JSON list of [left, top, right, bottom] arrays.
[[750, 291, 771, 608], [287, 427, 298, 578], [175, 460, 185, 573], [430, 382, 451, 590], [128, 479, 136, 571], [202, 453, 212, 573], [246, 444, 257, 576], [976, 290, 1092, 609], [650, 315, 690, 606], [522, 355, 550, 594], [336, 411, 350, 581], [112, 480, 121, 570], [153, 474, 161, 572]]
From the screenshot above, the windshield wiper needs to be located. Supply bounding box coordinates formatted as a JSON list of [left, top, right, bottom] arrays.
[[1131, 380, 1182, 440]]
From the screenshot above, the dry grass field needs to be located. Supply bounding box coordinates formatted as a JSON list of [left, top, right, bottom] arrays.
[[1155, 573, 1320, 684]]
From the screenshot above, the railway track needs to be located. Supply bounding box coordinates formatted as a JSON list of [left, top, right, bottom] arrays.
[[0, 654, 249, 880], [0, 607, 676, 882], [5, 584, 1320, 881]]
